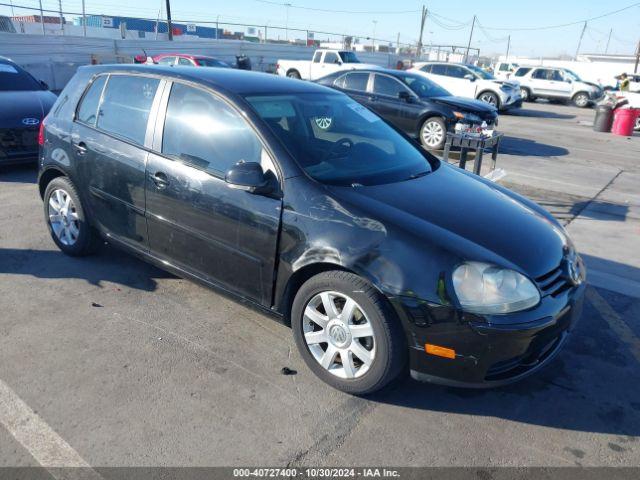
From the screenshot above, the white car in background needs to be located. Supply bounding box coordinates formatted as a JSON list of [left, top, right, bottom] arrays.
[[493, 61, 520, 80], [276, 49, 381, 81], [410, 62, 521, 111], [514, 66, 603, 107]]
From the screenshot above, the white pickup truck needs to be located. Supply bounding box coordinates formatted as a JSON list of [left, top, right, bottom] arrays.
[[276, 49, 381, 81]]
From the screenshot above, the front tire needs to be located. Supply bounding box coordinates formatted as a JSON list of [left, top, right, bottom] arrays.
[[419, 117, 447, 150], [478, 91, 500, 108], [43, 176, 98, 256], [520, 87, 533, 102], [291, 271, 406, 395], [573, 92, 590, 108]]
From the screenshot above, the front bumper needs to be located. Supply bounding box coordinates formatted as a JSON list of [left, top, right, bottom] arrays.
[[501, 94, 523, 110], [391, 281, 585, 388]]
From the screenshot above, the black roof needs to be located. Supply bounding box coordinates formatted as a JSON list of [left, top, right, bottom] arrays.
[[79, 64, 334, 96], [318, 67, 426, 82]]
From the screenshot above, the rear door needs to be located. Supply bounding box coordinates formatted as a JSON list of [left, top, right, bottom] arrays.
[[339, 71, 372, 107], [530, 68, 557, 96], [144, 81, 282, 305], [72, 73, 163, 250]]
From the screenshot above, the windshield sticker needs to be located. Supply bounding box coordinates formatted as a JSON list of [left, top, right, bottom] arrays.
[[0, 64, 18, 74], [346, 103, 380, 123]]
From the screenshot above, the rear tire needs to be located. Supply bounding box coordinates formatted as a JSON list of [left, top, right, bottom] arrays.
[[43, 176, 99, 256], [291, 271, 407, 395], [286, 69, 301, 79], [419, 116, 447, 150]]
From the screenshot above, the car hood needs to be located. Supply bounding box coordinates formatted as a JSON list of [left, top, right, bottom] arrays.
[[327, 164, 567, 278], [429, 95, 497, 116], [493, 79, 520, 88], [0, 90, 57, 128]]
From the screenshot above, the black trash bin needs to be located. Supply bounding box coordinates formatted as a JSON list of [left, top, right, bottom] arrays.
[[236, 55, 252, 71], [593, 104, 614, 132]]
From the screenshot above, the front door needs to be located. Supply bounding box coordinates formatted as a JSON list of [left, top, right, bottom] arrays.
[[73, 73, 162, 250], [145, 82, 282, 305], [370, 73, 419, 134]]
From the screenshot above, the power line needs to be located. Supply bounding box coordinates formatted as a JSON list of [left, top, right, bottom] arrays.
[[253, 0, 420, 15]]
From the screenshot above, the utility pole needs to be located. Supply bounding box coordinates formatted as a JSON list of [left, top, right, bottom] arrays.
[[634, 38, 640, 73], [416, 5, 427, 59], [575, 21, 587, 59], [166, 0, 173, 41], [38, 0, 45, 35], [284, 3, 291, 42], [464, 15, 476, 63], [58, 0, 64, 33], [81, 0, 86, 36], [396, 32, 400, 54], [604, 28, 612, 54], [505, 34, 511, 61], [371, 20, 377, 51]]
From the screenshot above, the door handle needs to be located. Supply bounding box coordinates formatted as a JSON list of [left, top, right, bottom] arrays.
[[152, 171, 169, 188], [74, 142, 87, 155]]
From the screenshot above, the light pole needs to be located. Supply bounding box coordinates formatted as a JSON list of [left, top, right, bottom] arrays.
[[372, 20, 377, 52], [284, 3, 291, 42]]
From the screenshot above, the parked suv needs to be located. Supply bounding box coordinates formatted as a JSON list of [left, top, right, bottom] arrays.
[[38, 65, 585, 394], [515, 67, 602, 107], [410, 62, 521, 111]]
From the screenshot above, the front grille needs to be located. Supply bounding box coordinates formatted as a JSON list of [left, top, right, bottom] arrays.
[[535, 264, 572, 298], [0, 127, 39, 157]]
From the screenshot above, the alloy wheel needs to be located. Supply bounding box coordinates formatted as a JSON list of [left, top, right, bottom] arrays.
[[479, 92, 498, 106], [574, 94, 588, 107], [520, 88, 528, 101], [421, 120, 444, 148], [302, 291, 375, 379], [48, 189, 80, 246]]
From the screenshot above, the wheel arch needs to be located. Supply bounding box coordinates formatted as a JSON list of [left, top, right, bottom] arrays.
[[38, 166, 67, 199], [286, 68, 301, 77]]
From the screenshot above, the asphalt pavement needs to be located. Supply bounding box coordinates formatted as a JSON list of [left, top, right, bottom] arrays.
[[0, 101, 639, 471]]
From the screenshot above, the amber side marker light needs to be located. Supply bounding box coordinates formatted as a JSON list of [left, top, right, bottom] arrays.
[[425, 343, 456, 359]]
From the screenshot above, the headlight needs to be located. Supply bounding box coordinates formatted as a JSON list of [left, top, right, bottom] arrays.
[[452, 262, 540, 314], [453, 111, 481, 123]]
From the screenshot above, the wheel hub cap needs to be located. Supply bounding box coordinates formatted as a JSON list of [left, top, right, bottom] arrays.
[[302, 291, 376, 379], [48, 188, 79, 246]]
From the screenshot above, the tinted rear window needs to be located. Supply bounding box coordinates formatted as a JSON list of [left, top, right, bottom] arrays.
[[343, 72, 369, 92], [514, 67, 531, 77], [96, 75, 159, 145], [0, 62, 43, 91]]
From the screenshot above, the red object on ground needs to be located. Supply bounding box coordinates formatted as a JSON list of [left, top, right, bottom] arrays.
[[611, 108, 639, 136]]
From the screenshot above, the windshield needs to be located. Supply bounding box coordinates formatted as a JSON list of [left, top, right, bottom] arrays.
[[339, 52, 361, 64], [466, 65, 495, 80], [400, 74, 450, 98], [0, 62, 43, 91], [563, 69, 582, 81], [245, 93, 433, 186], [196, 58, 230, 68]]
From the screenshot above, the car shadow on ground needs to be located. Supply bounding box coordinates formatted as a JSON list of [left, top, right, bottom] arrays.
[[0, 164, 38, 184], [0, 244, 173, 291], [507, 108, 576, 120], [500, 136, 570, 157], [369, 278, 640, 438]]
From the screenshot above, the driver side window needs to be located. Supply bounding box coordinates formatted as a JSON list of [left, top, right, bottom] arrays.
[[373, 75, 407, 97], [161, 83, 264, 176], [447, 66, 468, 79], [324, 52, 340, 64]]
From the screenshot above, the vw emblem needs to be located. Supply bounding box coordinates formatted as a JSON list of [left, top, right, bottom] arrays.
[[22, 118, 40, 126], [567, 258, 581, 286], [329, 325, 347, 345]]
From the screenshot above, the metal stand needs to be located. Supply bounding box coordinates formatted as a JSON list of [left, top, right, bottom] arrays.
[[442, 132, 503, 176]]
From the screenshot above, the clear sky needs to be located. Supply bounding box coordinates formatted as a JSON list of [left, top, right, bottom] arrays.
[[2, 0, 639, 57]]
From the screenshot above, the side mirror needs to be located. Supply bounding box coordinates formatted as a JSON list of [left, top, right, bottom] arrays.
[[398, 90, 413, 102], [40, 80, 49, 90], [464, 74, 476, 81], [334, 59, 342, 64], [225, 161, 270, 194]]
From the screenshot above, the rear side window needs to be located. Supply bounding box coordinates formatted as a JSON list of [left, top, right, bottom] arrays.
[[178, 57, 193, 66], [343, 72, 369, 92], [76, 75, 107, 126], [157, 56, 175, 65], [532, 69, 548, 80], [97, 75, 159, 145], [312, 52, 322, 63], [430, 64, 447, 75], [161, 83, 263, 176]]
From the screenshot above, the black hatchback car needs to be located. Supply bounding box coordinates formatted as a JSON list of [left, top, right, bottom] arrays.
[[1, 56, 57, 165], [39, 65, 585, 394], [316, 68, 498, 150]]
